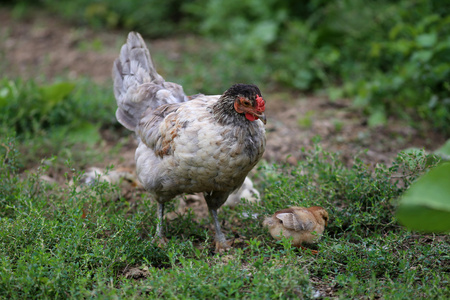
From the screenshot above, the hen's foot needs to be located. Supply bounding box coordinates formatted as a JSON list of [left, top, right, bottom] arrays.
[[153, 236, 169, 248], [215, 239, 233, 253]]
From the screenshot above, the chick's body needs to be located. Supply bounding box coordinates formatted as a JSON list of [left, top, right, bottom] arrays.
[[263, 206, 328, 246]]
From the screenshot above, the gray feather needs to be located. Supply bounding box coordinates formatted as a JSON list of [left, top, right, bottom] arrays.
[[112, 32, 188, 131]]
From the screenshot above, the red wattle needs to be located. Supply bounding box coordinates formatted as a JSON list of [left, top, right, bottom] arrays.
[[245, 113, 258, 122]]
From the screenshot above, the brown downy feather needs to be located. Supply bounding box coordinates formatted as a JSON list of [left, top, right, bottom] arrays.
[[263, 206, 329, 246]]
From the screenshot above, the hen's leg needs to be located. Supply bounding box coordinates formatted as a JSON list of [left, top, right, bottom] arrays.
[[204, 192, 232, 252], [209, 208, 231, 251], [155, 202, 168, 246]]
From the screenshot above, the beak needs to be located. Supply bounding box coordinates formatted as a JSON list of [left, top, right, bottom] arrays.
[[257, 112, 267, 124]]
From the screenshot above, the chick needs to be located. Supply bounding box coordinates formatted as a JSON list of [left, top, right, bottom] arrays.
[[80, 167, 139, 187], [263, 206, 328, 254], [223, 177, 260, 207], [71, 167, 140, 201]]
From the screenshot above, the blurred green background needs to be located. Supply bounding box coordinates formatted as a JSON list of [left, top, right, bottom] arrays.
[[6, 0, 450, 132]]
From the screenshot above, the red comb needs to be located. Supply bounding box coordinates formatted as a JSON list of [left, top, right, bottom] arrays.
[[256, 95, 265, 112]]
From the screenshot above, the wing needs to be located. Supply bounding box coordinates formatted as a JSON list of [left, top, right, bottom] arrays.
[[136, 96, 216, 158], [276, 210, 315, 232], [136, 102, 185, 157]]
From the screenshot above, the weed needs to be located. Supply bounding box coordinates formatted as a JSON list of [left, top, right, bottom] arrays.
[[0, 77, 119, 169]]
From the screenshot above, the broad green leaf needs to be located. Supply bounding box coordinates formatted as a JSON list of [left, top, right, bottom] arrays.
[[293, 69, 313, 90], [0, 86, 9, 99], [397, 163, 450, 232], [369, 42, 382, 57], [52, 122, 101, 146], [368, 109, 387, 127], [252, 21, 278, 44], [0, 80, 18, 108], [39, 82, 76, 111], [68, 122, 101, 145], [0, 87, 10, 107], [327, 87, 343, 102], [416, 33, 437, 48], [392, 39, 413, 54], [434, 139, 450, 160], [388, 23, 404, 40], [411, 50, 433, 63]]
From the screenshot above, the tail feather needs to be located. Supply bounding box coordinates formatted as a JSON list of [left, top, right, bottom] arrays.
[[113, 32, 188, 131]]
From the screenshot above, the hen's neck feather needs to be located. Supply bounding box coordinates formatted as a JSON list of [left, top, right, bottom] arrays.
[[212, 95, 248, 126], [209, 96, 264, 164]]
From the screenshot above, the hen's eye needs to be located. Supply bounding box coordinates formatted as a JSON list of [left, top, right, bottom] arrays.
[[239, 97, 252, 107]]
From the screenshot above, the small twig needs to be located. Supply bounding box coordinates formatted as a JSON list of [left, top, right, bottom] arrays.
[[1, 143, 11, 164], [390, 174, 413, 178]]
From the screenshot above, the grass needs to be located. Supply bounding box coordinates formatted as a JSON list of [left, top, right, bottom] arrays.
[[1, 118, 449, 298], [0, 77, 122, 170]]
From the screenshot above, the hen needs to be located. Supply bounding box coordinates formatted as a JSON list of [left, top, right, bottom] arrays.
[[112, 32, 266, 251], [263, 206, 328, 254]]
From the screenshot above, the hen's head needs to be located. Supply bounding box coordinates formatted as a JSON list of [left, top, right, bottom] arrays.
[[215, 84, 266, 125]]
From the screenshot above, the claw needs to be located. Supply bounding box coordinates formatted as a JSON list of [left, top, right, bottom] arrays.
[[215, 239, 233, 253], [208, 207, 233, 253], [154, 236, 169, 248]]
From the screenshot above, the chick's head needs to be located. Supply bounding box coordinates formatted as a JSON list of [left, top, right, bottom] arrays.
[[308, 206, 329, 227]]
